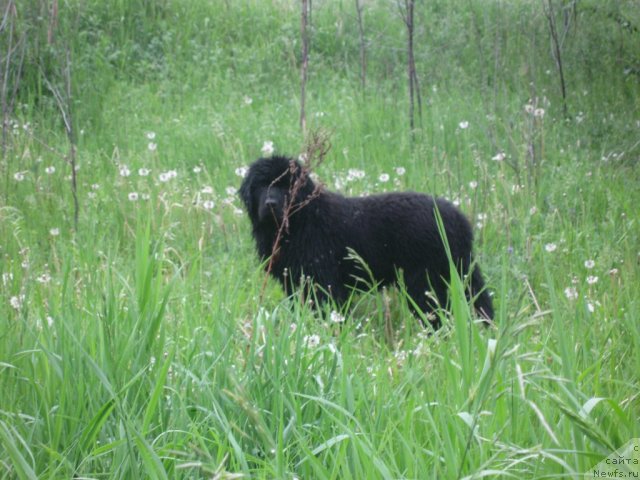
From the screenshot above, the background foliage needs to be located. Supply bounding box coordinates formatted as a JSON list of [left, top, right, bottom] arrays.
[[1, 0, 639, 478]]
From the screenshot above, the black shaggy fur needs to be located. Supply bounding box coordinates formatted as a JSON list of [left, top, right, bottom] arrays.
[[239, 155, 494, 327]]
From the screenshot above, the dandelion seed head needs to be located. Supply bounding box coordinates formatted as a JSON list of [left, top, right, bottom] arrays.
[[14, 172, 25, 181], [586, 275, 598, 285], [37, 273, 51, 284], [146, 131, 156, 140], [545, 243, 557, 253], [564, 287, 578, 300], [45, 166, 56, 174], [50, 228, 60, 236], [138, 168, 150, 177], [261, 141, 274, 156], [10, 295, 24, 310], [379, 173, 390, 182], [347, 169, 365, 181], [395, 167, 406, 176], [202, 200, 215, 210], [159, 170, 176, 182], [303, 334, 321, 348], [119, 166, 131, 177], [235, 166, 248, 177], [330, 311, 345, 324], [128, 192, 139, 201], [459, 121, 469, 129], [584, 259, 595, 269], [148, 142, 157, 152]]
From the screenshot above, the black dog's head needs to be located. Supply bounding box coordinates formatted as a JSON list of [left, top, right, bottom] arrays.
[[239, 155, 317, 227]]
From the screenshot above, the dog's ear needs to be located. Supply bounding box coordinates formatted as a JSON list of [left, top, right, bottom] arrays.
[[290, 161, 317, 201]]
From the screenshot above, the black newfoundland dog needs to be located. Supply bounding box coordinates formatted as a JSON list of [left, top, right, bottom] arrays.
[[240, 155, 493, 327]]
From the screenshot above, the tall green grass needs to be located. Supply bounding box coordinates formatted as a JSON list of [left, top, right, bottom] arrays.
[[1, 0, 639, 478]]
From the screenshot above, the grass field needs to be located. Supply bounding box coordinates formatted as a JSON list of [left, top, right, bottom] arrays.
[[1, 0, 639, 478]]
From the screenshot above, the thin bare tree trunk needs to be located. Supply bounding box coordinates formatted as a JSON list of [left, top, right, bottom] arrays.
[[43, 48, 79, 231], [400, 0, 422, 140], [300, 0, 310, 133], [355, 0, 366, 94], [1, 0, 24, 203], [544, 0, 569, 118]]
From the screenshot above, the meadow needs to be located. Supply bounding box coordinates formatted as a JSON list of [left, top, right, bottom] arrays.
[[1, 0, 639, 478]]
